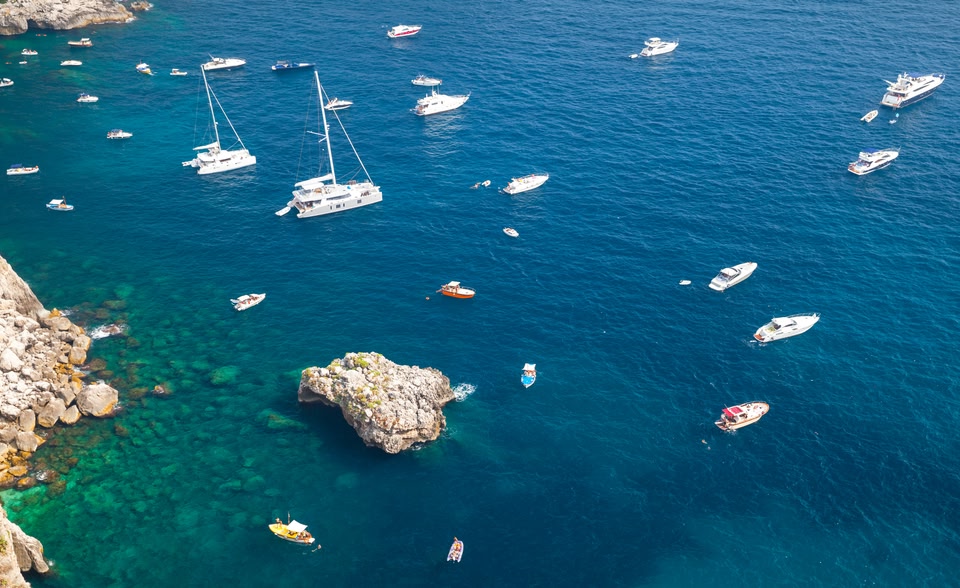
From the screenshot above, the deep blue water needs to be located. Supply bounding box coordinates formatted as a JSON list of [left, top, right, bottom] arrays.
[[2, 0, 960, 585]]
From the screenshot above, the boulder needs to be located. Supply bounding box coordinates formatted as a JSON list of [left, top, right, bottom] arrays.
[[13, 432, 38, 453], [0, 348, 23, 372], [76, 382, 119, 417], [37, 398, 66, 428], [298, 352, 455, 454], [7, 513, 49, 575], [61, 405, 81, 425], [17, 410, 35, 433]]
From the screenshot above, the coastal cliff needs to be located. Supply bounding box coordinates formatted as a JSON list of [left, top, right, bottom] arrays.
[[0, 504, 48, 584], [298, 352, 454, 454], [0, 0, 131, 36]]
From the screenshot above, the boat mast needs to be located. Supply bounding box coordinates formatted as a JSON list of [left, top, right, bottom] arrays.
[[202, 67, 221, 149], [315, 71, 336, 183]]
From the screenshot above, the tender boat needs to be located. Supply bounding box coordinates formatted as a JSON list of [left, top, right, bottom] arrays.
[[639, 37, 679, 57], [107, 129, 133, 139], [61, 60, 83, 66], [708, 262, 757, 292], [0, 78, 13, 88], [438, 281, 475, 299], [860, 109, 878, 123], [387, 24, 422, 38], [880, 72, 945, 109], [502, 173, 549, 195], [447, 538, 463, 562], [201, 56, 246, 71], [46, 199, 73, 211], [170, 68, 188, 76], [278, 72, 382, 218], [76, 93, 99, 103], [412, 74, 442, 86], [715, 402, 769, 431], [521, 363, 537, 388], [136, 62, 153, 75], [272, 60, 314, 71], [21, 49, 37, 56], [503, 227, 519, 238], [231, 293, 265, 311], [7, 164, 39, 175], [268, 518, 316, 545], [414, 89, 470, 116], [323, 97, 353, 111], [183, 67, 256, 174], [847, 148, 899, 175], [67, 38, 93, 47], [754, 313, 820, 343]]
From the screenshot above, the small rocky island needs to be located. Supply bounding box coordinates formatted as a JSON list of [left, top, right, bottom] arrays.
[[0, 0, 132, 36], [298, 352, 455, 454]]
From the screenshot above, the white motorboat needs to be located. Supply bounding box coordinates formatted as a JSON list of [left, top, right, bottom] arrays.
[[170, 68, 188, 76], [412, 74, 442, 86], [502, 173, 549, 195], [21, 49, 37, 56], [182, 67, 256, 175], [860, 110, 878, 123], [754, 313, 820, 343], [136, 62, 153, 75], [107, 129, 133, 139], [880, 72, 945, 109], [414, 90, 470, 116], [387, 24, 422, 38], [277, 71, 382, 219], [67, 38, 93, 47], [231, 293, 265, 311], [61, 60, 83, 66], [503, 227, 519, 238], [76, 93, 99, 103], [708, 262, 757, 292], [0, 78, 13, 88], [47, 199, 74, 211], [521, 364, 537, 388], [639, 37, 678, 57], [847, 148, 899, 175], [7, 164, 39, 176], [324, 97, 353, 111], [715, 402, 769, 431], [201, 56, 246, 71], [272, 61, 314, 71]]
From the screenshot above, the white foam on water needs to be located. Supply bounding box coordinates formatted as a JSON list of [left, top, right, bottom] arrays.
[[452, 383, 476, 402]]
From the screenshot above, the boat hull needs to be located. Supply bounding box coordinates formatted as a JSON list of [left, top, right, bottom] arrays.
[[708, 262, 757, 291], [289, 187, 383, 218], [187, 150, 256, 175], [521, 375, 536, 388]]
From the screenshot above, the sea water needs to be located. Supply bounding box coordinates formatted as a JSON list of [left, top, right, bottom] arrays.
[[1, 0, 959, 585]]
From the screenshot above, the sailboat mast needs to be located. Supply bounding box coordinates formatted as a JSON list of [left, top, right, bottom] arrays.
[[315, 71, 336, 183], [202, 67, 221, 148]]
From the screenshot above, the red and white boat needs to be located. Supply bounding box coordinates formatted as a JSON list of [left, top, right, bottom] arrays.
[[387, 24, 422, 38], [231, 293, 265, 311], [437, 281, 475, 299], [715, 401, 769, 431]]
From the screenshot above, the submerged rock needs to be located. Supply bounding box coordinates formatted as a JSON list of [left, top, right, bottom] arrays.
[[298, 352, 454, 454]]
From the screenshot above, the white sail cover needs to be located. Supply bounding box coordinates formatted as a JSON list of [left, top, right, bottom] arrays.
[[286, 520, 307, 533], [295, 174, 335, 189]]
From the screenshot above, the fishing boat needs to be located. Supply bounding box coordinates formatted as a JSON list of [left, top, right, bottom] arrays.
[[231, 293, 265, 311], [447, 538, 464, 562], [21, 49, 37, 56], [67, 38, 93, 47], [503, 227, 519, 238], [182, 67, 256, 175], [324, 97, 353, 111], [0, 78, 13, 88], [753, 313, 820, 343], [268, 517, 316, 545], [715, 401, 769, 431], [277, 71, 382, 218], [437, 281, 475, 299], [6, 164, 39, 175], [201, 56, 246, 71], [412, 74, 442, 86], [46, 199, 73, 211], [60, 60, 82, 66], [387, 24, 422, 38], [136, 62, 153, 75], [414, 89, 469, 116], [272, 60, 314, 71], [521, 363, 537, 388], [708, 262, 757, 292], [170, 68, 188, 76], [107, 129, 133, 139], [502, 173, 549, 195], [860, 109, 878, 123], [76, 93, 99, 103]]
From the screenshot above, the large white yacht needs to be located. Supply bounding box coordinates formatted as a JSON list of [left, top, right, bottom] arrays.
[[639, 37, 678, 57], [754, 314, 820, 343], [201, 56, 246, 71], [501, 173, 549, 195], [880, 72, 945, 109], [414, 90, 469, 116], [708, 262, 757, 292], [847, 148, 899, 175]]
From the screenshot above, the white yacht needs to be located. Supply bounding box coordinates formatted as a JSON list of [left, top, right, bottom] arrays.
[[414, 89, 470, 116], [182, 67, 256, 175], [708, 262, 757, 291], [201, 56, 246, 71], [501, 173, 549, 195], [61, 60, 83, 66], [277, 71, 382, 219], [387, 24, 422, 38], [67, 38, 93, 47], [754, 313, 820, 343], [170, 68, 188, 76], [324, 97, 353, 111], [0, 78, 13, 88], [412, 74, 442, 86], [880, 72, 945, 109], [107, 129, 133, 139], [847, 148, 899, 175], [76, 93, 99, 103], [639, 37, 678, 57]]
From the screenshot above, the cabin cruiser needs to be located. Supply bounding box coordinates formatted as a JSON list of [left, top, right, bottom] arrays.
[[880, 73, 945, 109], [324, 97, 353, 111], [502, 173, 549, 195], [107, 129, 133, 139], [170, 68, 188, 76], [387, 24, 422, 38], [201, 56, 246, 71], [639, 37, 678, 57], [847, 148, 899, 175], [709, 262, 757, 291], [412, 74, 442, 86], [67, 38, 93, 47], [231, 293, 265, 311], [0, 78, 12, 88], [715, 402, 769, 431], [61, 60, 82, 66], [76, 93, 99, 103], [754, 313, 820, 343], [414, 90, 469, 116]]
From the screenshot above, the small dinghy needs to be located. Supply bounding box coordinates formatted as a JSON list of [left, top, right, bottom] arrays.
[[860, 109, 878, 123], [503, 227, 519, 238], [447, 538, 463, 562], [521, 363, 536, 388], [231, 293, 265, 311], [47, 199, 74, 211]]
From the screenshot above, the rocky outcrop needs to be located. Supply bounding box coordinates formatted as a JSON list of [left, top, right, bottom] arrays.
[[298, 352, 455, 454], [0, 502, 47, 585], [0, 0, 132, 36]]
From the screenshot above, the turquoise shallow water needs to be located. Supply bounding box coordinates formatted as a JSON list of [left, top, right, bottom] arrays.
[[2, 0, 960, 586]]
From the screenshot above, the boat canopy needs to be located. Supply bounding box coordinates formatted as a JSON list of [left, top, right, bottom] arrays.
[[9, 164, 22, 168], [723, 406, 744, 418], [286, 520, 307, 533], [295, 174, 335, 189], [446, 281, 461, 287], [49, 199, 64, 205], [523, 363, 536, 371], [193, 141, 219, 151]]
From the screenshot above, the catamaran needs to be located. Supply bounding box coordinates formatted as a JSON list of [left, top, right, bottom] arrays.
[[277, 71, 382, 218], [182, 67, 256, 175]]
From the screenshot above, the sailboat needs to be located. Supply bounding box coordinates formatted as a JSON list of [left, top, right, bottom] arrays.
[[182, 67, 256, 175], [276, 71, 382, 218]]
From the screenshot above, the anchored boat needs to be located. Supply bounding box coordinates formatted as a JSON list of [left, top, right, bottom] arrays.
[[715, 402, 769, 431]]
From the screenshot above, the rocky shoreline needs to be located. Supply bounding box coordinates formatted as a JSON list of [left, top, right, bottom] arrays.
[[0, 0, 133, 36]]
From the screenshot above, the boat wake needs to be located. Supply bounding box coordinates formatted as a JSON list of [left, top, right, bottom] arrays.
[[89, 323, 127, 339], [452, 383, 476, 402]]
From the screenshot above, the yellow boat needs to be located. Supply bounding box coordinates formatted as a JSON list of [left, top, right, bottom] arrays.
[[269, 518, 316, 545]]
